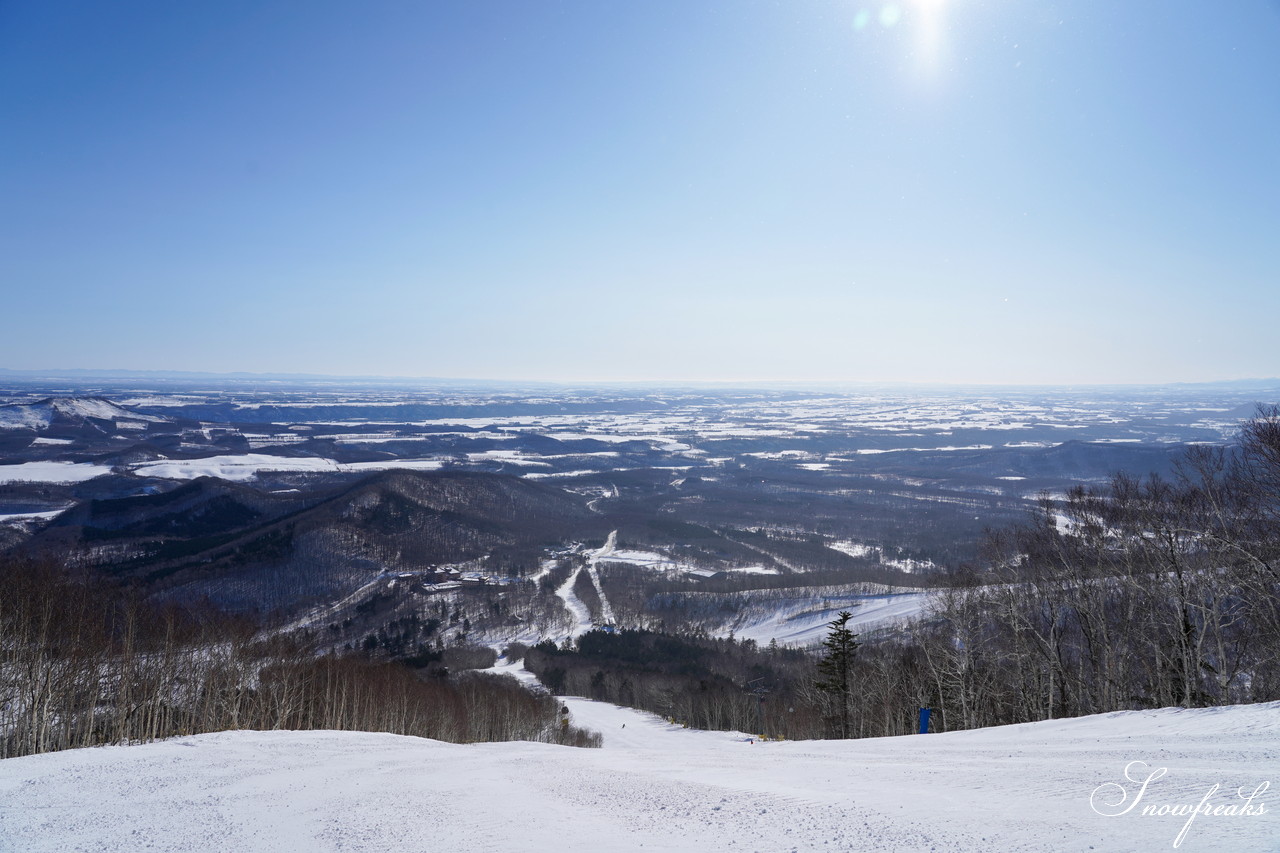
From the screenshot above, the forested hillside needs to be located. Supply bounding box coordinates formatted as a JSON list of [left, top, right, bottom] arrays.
[[0, 558, 600, 759], [19, 470, 602, 613]]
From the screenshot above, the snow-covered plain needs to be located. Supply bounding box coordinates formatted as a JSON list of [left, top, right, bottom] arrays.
[[1, 699, 1274, 852], [130, 454, 446, 481], [0, 460, 114, 484]]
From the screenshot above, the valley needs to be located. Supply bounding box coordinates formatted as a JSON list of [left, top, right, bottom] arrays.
[[3, 378, 1278, 847], [2, 378, 1276, 655]]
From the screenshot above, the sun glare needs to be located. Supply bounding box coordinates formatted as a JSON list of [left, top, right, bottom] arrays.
[[910, 0, 949, 72], [852, 0, 952, 75]]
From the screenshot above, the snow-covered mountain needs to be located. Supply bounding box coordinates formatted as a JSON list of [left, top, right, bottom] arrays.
[[0, 396, 168, 431], [1, 691, 1274, 852]]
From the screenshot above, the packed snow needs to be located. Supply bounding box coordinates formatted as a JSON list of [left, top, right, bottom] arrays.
[[1, 698, 1273, 852], [553, 532, 621, 640], [555, 566, 597, 642]]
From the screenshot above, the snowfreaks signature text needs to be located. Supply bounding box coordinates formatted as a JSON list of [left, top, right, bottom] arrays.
[[1090, 761, 1270, 848]]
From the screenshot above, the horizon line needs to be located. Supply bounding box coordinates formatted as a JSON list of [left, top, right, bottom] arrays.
[[2, 367, 1279, 392]]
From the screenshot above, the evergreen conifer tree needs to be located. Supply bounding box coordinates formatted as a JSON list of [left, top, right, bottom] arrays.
[[815, 611, 860, 738]]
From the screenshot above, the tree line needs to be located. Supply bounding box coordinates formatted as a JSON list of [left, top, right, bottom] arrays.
[[914, 407, 1280, 729], [0, 558, 599, 759], [519, 408, 1280, 740], [514, 629, 857, 739], [805, 407, 1280, 737]]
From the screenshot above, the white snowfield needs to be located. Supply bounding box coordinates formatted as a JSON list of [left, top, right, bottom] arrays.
[[726, 591, 932, 646], [677, 586, 931, 648], [0, 508, 67, 524], [0, 460, 114, 484], [130, 454, 446, 481], [0, 700, 1274, 852]]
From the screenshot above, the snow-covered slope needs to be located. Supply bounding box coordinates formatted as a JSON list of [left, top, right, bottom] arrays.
[[1, 699, 1274, 852], [725, 589, 930, 645], [0, 396, 166, 431]]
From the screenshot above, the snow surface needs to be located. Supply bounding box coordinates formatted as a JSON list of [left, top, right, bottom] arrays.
[[0, 508, 67, 524], [1, 700, 1274, 852], [555, 565, 596, 641], [724, 591, 931, 646], [585, 532, 618, 625], [466, 450, 552, 466], [827, 540, 876, 559], [589, 541, 722, 578], [552, 532, 620, 641], [130, 455, 446, 482], [0, 460, 113, 484]]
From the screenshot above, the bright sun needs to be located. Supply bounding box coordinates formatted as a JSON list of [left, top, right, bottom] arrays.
[[910, 0, 949, 68], [854, 0, 953, 71]]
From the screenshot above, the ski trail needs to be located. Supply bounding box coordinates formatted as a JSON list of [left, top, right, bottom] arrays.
[[528, 557, 558, 585], [585, 530, 617, 625], [275, 572, 393, 634], [551, 531, 618, 639], [488, 657, 735, 751], [554, 567, 594, 641], [584, 563, 615, 624], [9, 701, 1280, 853], [721, 532, 799, 572]]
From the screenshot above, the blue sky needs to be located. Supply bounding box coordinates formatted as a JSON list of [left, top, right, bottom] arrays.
[[2, 1, 1277, 384]]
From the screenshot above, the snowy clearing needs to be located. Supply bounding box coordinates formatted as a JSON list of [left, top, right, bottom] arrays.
[[0, 700, 1274, 852], [827, 539, 876, 559], [465, 450, 552, 466], [0, 508, 67, 524], [0, 460, 113, 484], [724, 591, 931, 646], [130, 454, 446, 481]]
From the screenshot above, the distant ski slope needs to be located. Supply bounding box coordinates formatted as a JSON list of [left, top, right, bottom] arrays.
[[725, 589, 931, 645], [1, 698, 1274, 852]]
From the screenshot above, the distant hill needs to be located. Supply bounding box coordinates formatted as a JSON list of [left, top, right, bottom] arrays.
[[0, 397, 170, 434], [875, 440, 1184, 482], [21, 470, 601, 614]]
